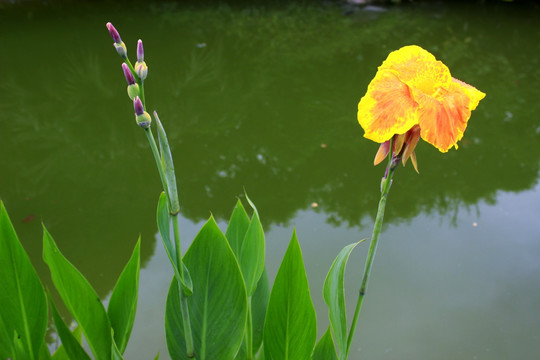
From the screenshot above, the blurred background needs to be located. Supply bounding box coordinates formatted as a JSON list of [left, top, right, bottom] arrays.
[[1, 0, 539, 359]]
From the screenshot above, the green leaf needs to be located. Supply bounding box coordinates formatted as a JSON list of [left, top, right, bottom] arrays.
[[51, 326, 83, 360], [225, 199, 250, 257], [108, 238, 141, 353], [239, 210, 265, 296], [157, 192, 192, 297], [42, 226, 112, 360], [312, 327, 338, 360], [323, 241, 362, 357], [49, 293, 91, 360], [153, 353, 160, 360], [165, 217, 247, 360], [39, 341, 51, 360], [0, 201, 48, 360], [155, 112, 180, 215], [235, 268, 270, 360], [111, 336, 124, 360], [263, 230, 316, 360]]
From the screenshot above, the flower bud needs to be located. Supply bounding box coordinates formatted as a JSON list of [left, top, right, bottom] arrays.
[[133, 96, 151, 128], [137, 39, 144, 62], [106, 22, 122, 43], [122, 63, 136, 85], [127, 84, 140, 100], [133, 96, 144, 115], [107, 22, 127, 59], [134, 61, 148, 81], [114, 42, 127, 59]]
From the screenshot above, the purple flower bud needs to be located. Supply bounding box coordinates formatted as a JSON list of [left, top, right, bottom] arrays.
[[106, 22, 122, 44], [122, 63, 136, 85], [133, 96, 144, 116], [137, 39, 144, 62]]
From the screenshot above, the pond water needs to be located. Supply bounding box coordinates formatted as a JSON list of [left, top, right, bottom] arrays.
[[1, 1, 539, 359]]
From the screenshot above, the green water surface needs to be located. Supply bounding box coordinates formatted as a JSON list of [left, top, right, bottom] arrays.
[[1, 1, 539, 359]]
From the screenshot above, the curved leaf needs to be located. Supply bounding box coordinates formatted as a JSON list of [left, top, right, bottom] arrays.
[[0, 201, 47, 360], [312, 327, 338, 360], [263, 230, 316, 360], [42, 226, 111, 360], [323, 241, 362, 356], [165, 216, 247, 360], [49, 293, 90, 360], [108, 238, 141, 353]]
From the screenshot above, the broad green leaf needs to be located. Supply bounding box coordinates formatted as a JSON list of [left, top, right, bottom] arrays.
[[225, 199, 250, 257], [154, 353, 160, 360], [108, 238, 141, 353], [49, 293, 90, 360], [239, 209, 265, 296], [42, 226, 112, 360], [312, 327, 338, 360], [0, 201, 48, 360], [51, 327, 84, 360], [235, 268, 270, 360], [165, 217, 247, 360], [263, 230, 316, 360], [157, 192, 192, 297], [155, 113, 180, 214], [323, 241, 362, 356]]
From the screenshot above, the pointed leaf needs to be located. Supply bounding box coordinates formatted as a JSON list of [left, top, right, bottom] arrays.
[[0, 201, 47, 360], [323, 241, 362, 356], [42, 226, 112, 360], [239, 209, 265, 296], [225, 199, 250, 257], [312, 327, 338, 360], [49, 293, 91, 360], [263, 230, 316, 360], [165, 217, 247, 360], [51, 327, 84, 360], [108, 238, 141, 353], [155, 112, 180, 214]]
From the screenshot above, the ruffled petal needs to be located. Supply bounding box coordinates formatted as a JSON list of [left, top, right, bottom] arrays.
[[357, 70, 419, 143]]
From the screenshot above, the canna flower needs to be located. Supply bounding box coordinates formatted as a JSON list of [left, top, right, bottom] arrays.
[[106, 22, 127, 59], [358, 45, 485, 171]]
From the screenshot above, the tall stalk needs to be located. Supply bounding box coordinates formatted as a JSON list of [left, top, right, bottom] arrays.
[[345, 140, 400, 359]]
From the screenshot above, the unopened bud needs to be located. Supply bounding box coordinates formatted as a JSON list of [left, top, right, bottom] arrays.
[[127, 84, 140, 100], [137, 39, 144, 62], [136, 112, 152, 128], [114, 42, 127, 59], [134, 61, 148, 81], [106, 22, 122, 43], [133, 96, 144, 115], [122, 63, 136, 85]]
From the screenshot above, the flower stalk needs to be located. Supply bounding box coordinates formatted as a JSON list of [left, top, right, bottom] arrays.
[[345, 139, 398, 359], [106, 22, 195, 358]]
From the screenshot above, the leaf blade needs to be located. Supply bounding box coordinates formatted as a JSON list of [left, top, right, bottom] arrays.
[[0, 201, 48, 360], [263, 230, 316, 360]]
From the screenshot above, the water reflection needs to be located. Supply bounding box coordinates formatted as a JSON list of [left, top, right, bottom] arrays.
[[0, 0, 539, 331]]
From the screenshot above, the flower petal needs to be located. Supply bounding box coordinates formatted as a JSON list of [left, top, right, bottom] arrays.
[[413, 78, 485, 152], [358, 70, 418, 143]]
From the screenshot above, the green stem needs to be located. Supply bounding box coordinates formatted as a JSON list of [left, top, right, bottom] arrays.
[[345, 144, 398, 359], [245, 298, 253, 360]]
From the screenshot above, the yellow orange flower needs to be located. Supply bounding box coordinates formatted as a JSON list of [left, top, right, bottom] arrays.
[[358, 45, 485, 154]]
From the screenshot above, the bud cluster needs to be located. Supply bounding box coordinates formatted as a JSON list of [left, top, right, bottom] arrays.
[[107, 22, 152, 128]]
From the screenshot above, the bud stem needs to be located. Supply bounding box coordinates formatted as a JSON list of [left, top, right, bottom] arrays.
[[345, 138, 397, 359]]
